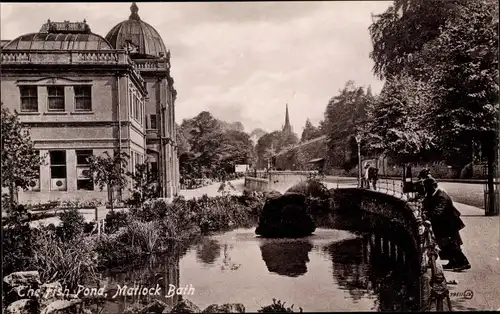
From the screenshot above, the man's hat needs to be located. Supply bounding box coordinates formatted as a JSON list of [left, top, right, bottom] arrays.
[[423, 177, 438, 187], [418, 168, 431, 179]]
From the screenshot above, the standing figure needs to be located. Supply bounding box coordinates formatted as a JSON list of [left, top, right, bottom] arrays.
[[414, 168, 431, 198], [421, 177, 470, 271], [363, 164, 371, 189], [368, 165, 379, 190]]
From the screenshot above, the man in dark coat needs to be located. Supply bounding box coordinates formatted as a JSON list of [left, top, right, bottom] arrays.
[[421, 177, 470, 271], [368, 165, 379, 191]]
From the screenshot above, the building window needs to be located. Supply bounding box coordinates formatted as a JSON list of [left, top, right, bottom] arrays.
[[20, 86, 38, 112], [76, 150, 93, 190], [74, 85, 92, 111], [150, 114, 157, 129], [129, 91, 133, 114], [135, 96, 140, 122], [47, 86, 65, 111], [140, 101, 143, 125], [150, 162, 158, 179], [50, 150, 67, 191]]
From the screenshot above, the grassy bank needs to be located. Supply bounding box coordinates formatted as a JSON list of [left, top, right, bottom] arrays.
[[2, 191, 267, 292]]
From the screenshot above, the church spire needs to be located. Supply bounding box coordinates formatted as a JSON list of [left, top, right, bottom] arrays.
[[283, 103, 292, 133]]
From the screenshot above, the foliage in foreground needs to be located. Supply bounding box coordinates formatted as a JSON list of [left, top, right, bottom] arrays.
[[1, 106, 45, 202], [258, 299, 303, 313], [96, 193, 266, 265], [30, 229, 98, 291]]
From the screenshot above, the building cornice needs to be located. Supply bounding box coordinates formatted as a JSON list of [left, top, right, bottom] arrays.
[[21, 120, 133, 128]]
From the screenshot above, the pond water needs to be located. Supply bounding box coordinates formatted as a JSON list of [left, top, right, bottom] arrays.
[[91, 227, 419, 313]]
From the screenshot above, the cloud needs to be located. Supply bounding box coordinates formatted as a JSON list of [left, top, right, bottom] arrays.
[[1, 1, 390, 133]]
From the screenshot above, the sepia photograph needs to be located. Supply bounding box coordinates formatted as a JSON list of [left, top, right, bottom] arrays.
[[1, 1, 499, 313]]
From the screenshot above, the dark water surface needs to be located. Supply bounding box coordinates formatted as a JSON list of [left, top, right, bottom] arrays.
[[93, 228, 419, 313]]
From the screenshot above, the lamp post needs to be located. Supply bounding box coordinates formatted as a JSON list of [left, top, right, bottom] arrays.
[[355, 133, 362, 188]]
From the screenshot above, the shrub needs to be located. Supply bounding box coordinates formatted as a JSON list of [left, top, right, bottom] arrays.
[[95, 220, 162, 262], [105, 210, 129, 233], [126, 220, 161, 254], [2, 201, 34, 275], [31, 230, 98, 291], [130, 199, 170, 222], [58, 208, 86, 241], [258, 299, 303, 313]]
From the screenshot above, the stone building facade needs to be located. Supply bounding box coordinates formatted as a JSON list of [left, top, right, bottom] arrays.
[[1, 3, 179, 203]]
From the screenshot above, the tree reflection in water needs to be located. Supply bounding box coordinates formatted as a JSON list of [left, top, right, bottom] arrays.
[[195, 239, 222, 265], [260, 240, 314, 277], [324, 236, 419, 312], [94, 241, 188, 313]]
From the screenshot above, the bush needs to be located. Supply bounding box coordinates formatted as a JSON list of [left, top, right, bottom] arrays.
[[258, 299, 303, 313], [130, 199, 170, 222], [2, 201, 34, 276], [105, 210, 129, 233], [95, 221, 163, 262], [58, 208, 86, 241], [31, 229, 98, 291]]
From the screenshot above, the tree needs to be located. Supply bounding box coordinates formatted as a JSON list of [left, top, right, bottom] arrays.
[[250, 128, 267, 142], [322, 81, 372, 168], [420, 0, 499, 210], [127, 161, 159, 205], [301, 119, 321, 142], [369, 0, 499, 211], [369, 0, 467, 80], [219, 130, 255, 171], [87, 150, 129, 211], [278, 131, 299, 152], [255, 131, 281, 169], [364, 74, 435, 163], [1, 105, 44, 203], [179, 112, 256, 179], [180, 111, 225, 178], [175, 123, 191, 156]]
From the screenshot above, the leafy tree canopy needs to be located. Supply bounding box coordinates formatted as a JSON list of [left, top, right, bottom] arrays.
[[1, 105, 44, 202]]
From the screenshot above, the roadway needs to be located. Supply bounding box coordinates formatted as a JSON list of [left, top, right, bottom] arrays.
[[324, 176, 487, 210]]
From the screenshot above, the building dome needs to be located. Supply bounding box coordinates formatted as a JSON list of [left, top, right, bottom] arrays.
[[4, 33, 113, 51], [105, 3, 168, 59], [3, 20, 113, 51]]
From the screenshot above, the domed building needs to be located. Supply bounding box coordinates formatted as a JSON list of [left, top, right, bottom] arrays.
[[1, 3, 179, 204], [105, 2, 167, 59]]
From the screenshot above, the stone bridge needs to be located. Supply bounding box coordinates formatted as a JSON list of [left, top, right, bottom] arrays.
[[245, 171, 450, 311]]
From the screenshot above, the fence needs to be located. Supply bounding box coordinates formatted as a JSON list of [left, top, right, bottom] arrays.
[[326, 175, 451, 311], [362, 178, 452, 311]]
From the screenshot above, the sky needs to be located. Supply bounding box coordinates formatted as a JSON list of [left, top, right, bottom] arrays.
[[1, 1, 390, 134]]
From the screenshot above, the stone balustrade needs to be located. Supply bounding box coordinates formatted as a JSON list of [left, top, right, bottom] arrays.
[[1, 49, 145, 86], [134, 59, 169, 71], [1, 50, 131, 65]]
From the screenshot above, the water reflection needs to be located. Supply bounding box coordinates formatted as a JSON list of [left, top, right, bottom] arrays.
[[324, 238, 371, 302], [195, 239, 221, 265], [259, 240, 313, 277], [317, 234, 419, 311], [92, 228, 420, 313]]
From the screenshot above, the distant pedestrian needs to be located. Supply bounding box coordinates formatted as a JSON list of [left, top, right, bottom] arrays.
[[421, 177, 470, 271], [363, 164, 371, 189], [368, 165, 379, 190]]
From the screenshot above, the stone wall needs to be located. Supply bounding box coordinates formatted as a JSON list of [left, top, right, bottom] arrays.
[[244, 177, 269, 192], [244, 171, 317, 192], [274, 136, 328, 171]]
